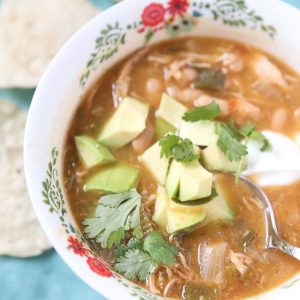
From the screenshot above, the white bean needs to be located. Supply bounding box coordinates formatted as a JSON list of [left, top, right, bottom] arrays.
[[182, 67, 198, 82], [272, 108, 288, 130], [146, 78, 162, 94], [132, 123, 154, 154]]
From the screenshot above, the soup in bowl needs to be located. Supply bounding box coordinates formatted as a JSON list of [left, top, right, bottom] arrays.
[[24, 0, 300, 299]]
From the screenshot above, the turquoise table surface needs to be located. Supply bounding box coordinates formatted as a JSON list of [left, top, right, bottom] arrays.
[[0, 0, 299, 300]]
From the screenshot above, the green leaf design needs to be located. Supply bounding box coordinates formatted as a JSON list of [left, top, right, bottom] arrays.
[[80, 22, 127, 87], [195, 0, 277, 38], [42, 147, 66, 218]]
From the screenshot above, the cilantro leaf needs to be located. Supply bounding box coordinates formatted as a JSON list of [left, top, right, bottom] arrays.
[[217, 123, 248, 161], [182, 101, 221, 122], [144, 232, 179, 265], [114, 249, 158, 280], [239, 124, 272, 152], [159, 135, 198, 162], [83, 189, 141, 248], [114, 239, 143, 257]]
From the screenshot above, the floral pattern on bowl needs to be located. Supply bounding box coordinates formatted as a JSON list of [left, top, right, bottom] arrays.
[[24, 0, 300, 299]]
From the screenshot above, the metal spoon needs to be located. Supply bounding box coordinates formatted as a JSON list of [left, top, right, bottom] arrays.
[[239, 174, 300, 260]]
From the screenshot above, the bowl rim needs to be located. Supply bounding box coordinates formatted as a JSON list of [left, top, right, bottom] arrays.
[[24, 0, 300, 299]]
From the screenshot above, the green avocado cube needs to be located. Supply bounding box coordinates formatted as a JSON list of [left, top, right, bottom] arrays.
[[165, 160, 182, 199], [156, 94, 187, 128], [155, 118, 175, 140], [179, 120, 247, 173], [75, 135, 115, 168], [153, 186, 169, 229], [139, 141, 169, 185], [202, 143, 247, 173], [153, 186, 207, 234], [166, 209, 207, 234], [165, 160, 213, 201], [84, 163, 140, 193], [98, 97, 149, 149], [179, 161, 213, 201], [204, 181, 235, 222]]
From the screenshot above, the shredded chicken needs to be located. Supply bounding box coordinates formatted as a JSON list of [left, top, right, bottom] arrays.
[[163, 278, 180, 297], [147, 54, 173, 65], [230, 250, 253, 275], [178, 51, 220, 63], [251, 54, 287, 88], [113, 47, 149, 103], [164, 59, 210, 81], [219, 52, 245, 73], [251, 80, 282, 100], [148, 273, 161, 295]]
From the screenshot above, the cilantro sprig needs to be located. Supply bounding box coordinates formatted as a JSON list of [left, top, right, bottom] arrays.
[[159, 135, 198, 162], [83, 189, 142, 248], [183, 101, 221, 122], [114, 232, 179, 281], [216, 123, 248, 162], [239, 124, 272, 152]]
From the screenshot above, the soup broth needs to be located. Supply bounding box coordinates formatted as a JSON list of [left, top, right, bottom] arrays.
[[64, 37, 300, 299]]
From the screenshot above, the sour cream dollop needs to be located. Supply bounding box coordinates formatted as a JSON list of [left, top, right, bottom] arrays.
[[243, 131, 300, 186]]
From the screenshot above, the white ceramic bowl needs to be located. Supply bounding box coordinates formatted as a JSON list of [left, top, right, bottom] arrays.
[[24, 0, 300, 299]]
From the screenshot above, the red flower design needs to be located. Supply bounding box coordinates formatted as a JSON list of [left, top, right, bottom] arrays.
[[142, 3, 166, 27], [68, 236, 88, 257], [87, 257, 113, 277], [168, 0, 189, 16]]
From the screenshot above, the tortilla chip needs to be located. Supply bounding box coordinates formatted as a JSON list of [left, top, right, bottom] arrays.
[[0, 99, 51, 257], [0, 0, 100, 87]]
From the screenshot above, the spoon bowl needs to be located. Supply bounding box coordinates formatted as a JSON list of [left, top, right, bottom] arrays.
[[239, 174, 300, 260]]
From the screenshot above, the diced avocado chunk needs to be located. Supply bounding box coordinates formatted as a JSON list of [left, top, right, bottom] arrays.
[[169, 198, 205, 214], [153, 186, 169, 228], [202, 143, 247, 173], [165, 160, 213, 201], [155, 118, 175, 140], [179, 120, 217, 146], [167, 209, 207, 234], [179, 161, 213, 201], [153, 186, 207, 234], [139, 141, 169, 185], [156, 94, 187, 128], [75, 135, 115, 168], [84, 163, 140, 193], [98, 97, 149, 149], [204, 182, 234, 222], [179, 120, 247, 173], [165, 160, 182, 199]]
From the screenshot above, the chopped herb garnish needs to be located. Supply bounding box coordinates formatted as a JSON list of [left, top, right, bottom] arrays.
[[217, 123, 248, 162], [114, 249, 158, 280], [159, 134, 198, 162], [114, 239, 143, 257], [83, 189, 142, 248], [143, 231, 179, 265], [239, 124, 272, 152], [183, 101, 221, 122], [114, 232, 179, 281], [194, 68, 226, 91]]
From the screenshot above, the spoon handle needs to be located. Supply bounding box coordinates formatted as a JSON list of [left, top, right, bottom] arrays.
[[239, 175, 300, 261], [271, 238, 300, 260]]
